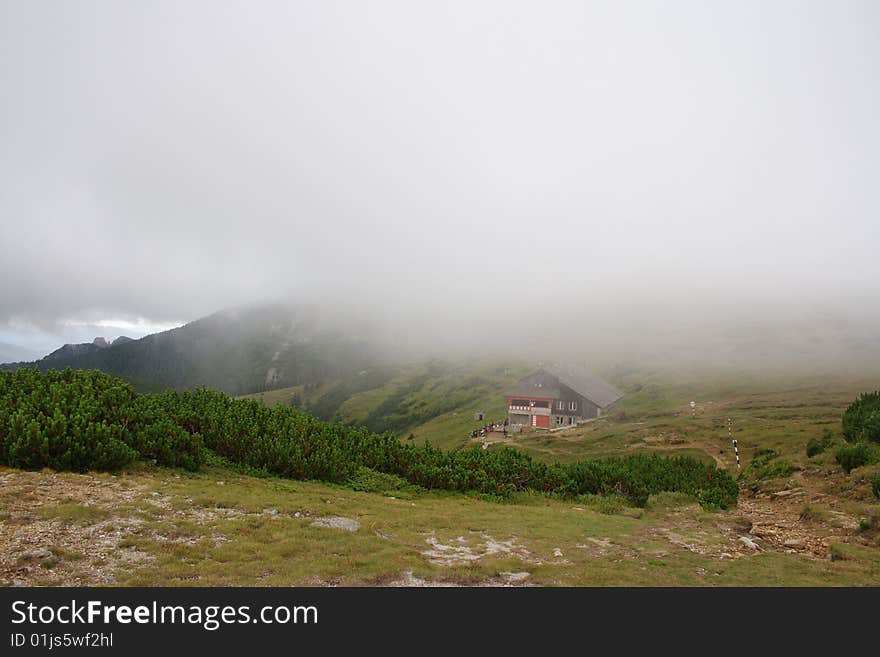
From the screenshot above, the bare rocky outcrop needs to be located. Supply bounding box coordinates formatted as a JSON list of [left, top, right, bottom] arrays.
[[310, 517, 361, 532]]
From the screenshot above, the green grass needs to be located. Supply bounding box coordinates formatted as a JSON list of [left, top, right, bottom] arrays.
[[8, 367, 880, 586], [240, 358, 527, 445], [86, 465, 880, 586], [36, 504, 113, 524], [238, 365, 880, 506], [477, 374, 879, 471]]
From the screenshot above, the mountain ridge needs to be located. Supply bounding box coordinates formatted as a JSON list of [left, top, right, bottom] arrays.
[[1, 304, 393, 395]]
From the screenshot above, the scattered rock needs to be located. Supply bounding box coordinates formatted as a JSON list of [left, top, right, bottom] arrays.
[[773, 489, 804, 498], [553, 548, 563, 557], [385, 570, 459, 587], [310, 517, 361, 532], [738, 536, 761, 550], [28, 548, 54, 559], [500, 571, 531, 583], [422, 534, 537, 566]]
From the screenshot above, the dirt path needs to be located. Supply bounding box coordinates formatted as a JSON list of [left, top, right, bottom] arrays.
[[732, 484, 863, 559], [625, 436, 729, 469], [682, 440, 728, 468]]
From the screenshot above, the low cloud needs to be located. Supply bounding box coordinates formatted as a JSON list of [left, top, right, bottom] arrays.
[[1, 1, 878, 364]]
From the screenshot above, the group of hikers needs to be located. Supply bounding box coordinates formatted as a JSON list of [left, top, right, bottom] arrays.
[[470, 417, 509, 440]]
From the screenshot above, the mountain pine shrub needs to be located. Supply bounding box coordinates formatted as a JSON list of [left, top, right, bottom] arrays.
[[842, 391, 880, 444], [0, 368, 738, 508]]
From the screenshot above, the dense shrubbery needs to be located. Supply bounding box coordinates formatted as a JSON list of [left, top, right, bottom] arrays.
[[842, 391, 880, 444], [0, 368, 201, 471], [806, 438, 826, 458], [835, 392, 880, 476], [745, 448, 796, 481], [565, 454, 738, 509], [0, 369, 739, 509], [835, 442, 878, 474], [807, 430, 835, 458]]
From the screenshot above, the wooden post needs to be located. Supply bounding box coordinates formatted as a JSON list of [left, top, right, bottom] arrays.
[[728, 418, 740, 469]]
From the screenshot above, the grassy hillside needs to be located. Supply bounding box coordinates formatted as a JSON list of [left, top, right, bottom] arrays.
[[506, 371, 880, 468], [242, 359, 880, 475], [3, 366, 879, 586], [2, 447, 878, 586], [241, 359, 528, 445]]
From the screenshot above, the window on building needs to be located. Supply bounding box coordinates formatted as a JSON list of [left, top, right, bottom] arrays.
[[556, 400, 564, 410], [556, 416, 564, 426], [569, 401, 577, 411]]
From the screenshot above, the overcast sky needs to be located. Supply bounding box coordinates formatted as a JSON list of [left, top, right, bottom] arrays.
[[1, 1, 878, 357]]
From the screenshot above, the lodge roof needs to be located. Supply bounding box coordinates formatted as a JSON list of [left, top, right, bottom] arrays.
[[505, 364, 624, 408]]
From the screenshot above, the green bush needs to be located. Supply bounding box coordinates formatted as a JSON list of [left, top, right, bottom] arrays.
[[748, 448, 796, 480], [806, 439, 825, 458], [1, 368, 163, 472], [858, 512, 879, 534], [758, 459, 797, 479], [348, 467, 413, 495], [565, 453, 737, 509], [750, 448, 777, 468], [799, 505, 827, 522], [0, 369, 738, 509], [871, 474, 880, 499], [0, 369, 207, 471], [807, 430, 834, 458], [835, 442, 878, 474], [842, 391, 880, 444]]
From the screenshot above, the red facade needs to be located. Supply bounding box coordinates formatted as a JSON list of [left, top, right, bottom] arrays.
[[506, 395, 554, 430]]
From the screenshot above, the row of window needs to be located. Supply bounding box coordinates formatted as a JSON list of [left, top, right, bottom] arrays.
[[509, 400, 578, 411]]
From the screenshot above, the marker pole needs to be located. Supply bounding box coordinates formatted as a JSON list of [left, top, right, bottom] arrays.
[[728, 418, 740, 469]]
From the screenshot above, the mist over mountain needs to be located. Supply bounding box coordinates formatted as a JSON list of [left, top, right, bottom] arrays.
[[2, 2, 879, 398], [4, 296, 878, 399], [2, 2, 879, 361], [1, 304, 399, 395]]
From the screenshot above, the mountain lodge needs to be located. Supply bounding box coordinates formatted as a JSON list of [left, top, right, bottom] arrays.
[[505, 364, 623, 429]]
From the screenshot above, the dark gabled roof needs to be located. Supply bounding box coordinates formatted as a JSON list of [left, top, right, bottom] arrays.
[[504, 370, 566, 401], [544, 363, 623, 408], [504, 364, 624, 408]]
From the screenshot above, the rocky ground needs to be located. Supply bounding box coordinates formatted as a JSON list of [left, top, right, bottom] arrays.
[[1, 464, 876, 587]]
